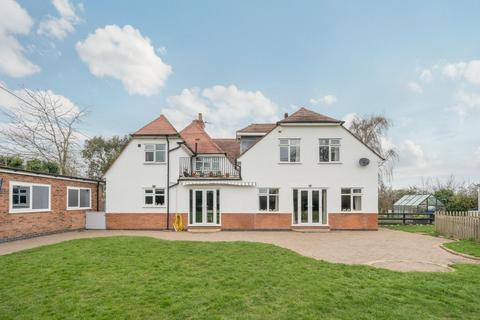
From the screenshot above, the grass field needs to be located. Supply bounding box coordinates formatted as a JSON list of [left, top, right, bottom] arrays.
[[383, 224, 437, 236], [444, 240, 480, 258], [0, 237, 479, 319]]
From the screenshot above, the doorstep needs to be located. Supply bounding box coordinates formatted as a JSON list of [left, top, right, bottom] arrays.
[[188, 226, 221, 233], [291, 225, 330, 233]]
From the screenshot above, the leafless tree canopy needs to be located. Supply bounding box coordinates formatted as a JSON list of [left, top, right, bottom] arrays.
[[348, 114, 398, 184], [0, 88, 86, 175]]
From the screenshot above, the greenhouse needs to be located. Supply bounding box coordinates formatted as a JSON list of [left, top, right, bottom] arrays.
[[393, 194, 445, 213]]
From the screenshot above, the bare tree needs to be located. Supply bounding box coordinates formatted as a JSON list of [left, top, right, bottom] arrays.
[[0, 88, 87, 175], [348, 114, 398, 185]]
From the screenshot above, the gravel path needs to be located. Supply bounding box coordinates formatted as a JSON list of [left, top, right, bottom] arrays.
[[0, 229, 477, 272]]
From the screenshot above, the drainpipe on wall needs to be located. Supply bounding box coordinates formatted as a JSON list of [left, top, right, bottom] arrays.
[[166, 136, 170, 230]]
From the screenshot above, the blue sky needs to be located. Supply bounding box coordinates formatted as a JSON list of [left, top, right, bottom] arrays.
[[1, 0, 479, 187]]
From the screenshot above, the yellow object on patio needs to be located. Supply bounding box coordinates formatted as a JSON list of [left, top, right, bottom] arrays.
[[173, 213, 185, 231]]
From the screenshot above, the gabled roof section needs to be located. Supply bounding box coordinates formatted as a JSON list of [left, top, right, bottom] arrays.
[[132, 115, 178, 136], [213, 139, 240, 163], [277, 107, 342, 124], [180, 119, 223, 154], [237, 123, 276, 134]]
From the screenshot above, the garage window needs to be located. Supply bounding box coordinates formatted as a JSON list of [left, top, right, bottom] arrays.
[[10, 182, 51, 213], [67, 187, 91, 210]]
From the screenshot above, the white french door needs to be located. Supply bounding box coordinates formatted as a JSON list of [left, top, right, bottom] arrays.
[[190, 189, 220, 225], [293, 188, 327, 225]]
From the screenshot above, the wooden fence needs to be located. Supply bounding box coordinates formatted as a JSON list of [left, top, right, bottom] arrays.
[[435, 211, 480, 242], [378, 212, 434, 225]]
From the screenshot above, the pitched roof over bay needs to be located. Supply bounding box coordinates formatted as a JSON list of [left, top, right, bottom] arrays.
[[237, 123, 276, 134], [277, 107, 341, 124], [132, 115, 178, 136], [180, 118, 224, 154], [212, 139, 240, 163]]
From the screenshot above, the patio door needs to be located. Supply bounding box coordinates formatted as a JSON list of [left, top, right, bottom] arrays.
[[190, 189, 220, 225], [293, 189, 327, 225]]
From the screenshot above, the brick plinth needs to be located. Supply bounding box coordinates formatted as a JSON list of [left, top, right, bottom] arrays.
[[106, 213, 188, 230], [328, 213, 378, 230], [221, 213, 291, 230]]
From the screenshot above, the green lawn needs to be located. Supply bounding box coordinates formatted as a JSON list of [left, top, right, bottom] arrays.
[[383, 224, 437, 236], [1, 237, 480, 319], [444, 240, 480, 258]]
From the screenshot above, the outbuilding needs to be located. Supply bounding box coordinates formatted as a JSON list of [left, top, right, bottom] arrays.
[[0, 166, 104, 242]]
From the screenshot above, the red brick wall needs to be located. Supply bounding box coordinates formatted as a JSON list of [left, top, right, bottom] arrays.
[[0, 171, 101, 241], [106, 213, 188, 230], [222, 213, 291, 230], [328, 213, 378, 230]]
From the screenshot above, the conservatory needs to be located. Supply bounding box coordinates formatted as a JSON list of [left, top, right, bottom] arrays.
[[393, 194, 444, 213]]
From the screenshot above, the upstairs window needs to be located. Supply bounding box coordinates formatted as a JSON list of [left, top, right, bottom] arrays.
[[144, 188, 165, 207], [279, 139, 300, 162], [145, 144, 166, 163], [341, 188, 362, 211], [258, 188, 279, 212], [67, 187, 91, 210], [11, 182, 50, 213], [319, 139, 341, 162]]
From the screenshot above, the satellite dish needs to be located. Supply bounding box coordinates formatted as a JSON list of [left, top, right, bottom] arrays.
[[359, 158, 370, 166]]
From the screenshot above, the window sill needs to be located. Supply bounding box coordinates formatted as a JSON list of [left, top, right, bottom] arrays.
[[9, 209, 51, 214], [339, 211, 363, 214], [67, 207, 92, 211], [278, 162, 302, 165], [143, 162, 166, 165], [318, 162, 342, 164], [258, 211, 279, 214]]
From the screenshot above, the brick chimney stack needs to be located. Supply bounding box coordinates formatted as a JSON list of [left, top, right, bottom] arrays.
[[284, 112, 289, 119], [197, 113, 205, 128]]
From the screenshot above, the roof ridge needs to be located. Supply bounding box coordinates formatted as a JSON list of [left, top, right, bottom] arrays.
[[133, 114, 178, 136]]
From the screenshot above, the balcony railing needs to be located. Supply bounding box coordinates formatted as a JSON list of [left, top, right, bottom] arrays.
[[179, 156, 240, 179]]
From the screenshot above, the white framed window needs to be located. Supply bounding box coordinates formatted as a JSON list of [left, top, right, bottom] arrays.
[[258, 188, 279, 212], [145, 143, 166, 163], [144, 188, 165, 207], [67, 187, 92, 210], [279, 139, 300, 162], [195, 157, 220, 174], [10, 181, 51, 213], [319, 139, 341, 162], [341, 188, 362, 211]]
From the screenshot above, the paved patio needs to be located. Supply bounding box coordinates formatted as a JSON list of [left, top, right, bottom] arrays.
[[0, 229, 477, 272]]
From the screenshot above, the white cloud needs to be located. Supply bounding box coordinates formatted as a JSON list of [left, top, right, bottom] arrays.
[[163, 85, 279, 137], [451, 91, 480, 119], [419, 69, 432, 82], [309, 95, 337, 105], [398, 140, 427, 168], [407, 81, 423, 94], [442, 62, 466, 80], [442, 60, 480, 85], [342, 112, 358, 128], [76, 25, 172, 96], [37, 0, 81, 40], [0, 85, 80, 117], [0, 0, 40, 77], [157, 46, 167, 55]]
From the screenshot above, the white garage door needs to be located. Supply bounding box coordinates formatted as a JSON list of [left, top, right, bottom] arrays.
[[86, 211, 106, 230]]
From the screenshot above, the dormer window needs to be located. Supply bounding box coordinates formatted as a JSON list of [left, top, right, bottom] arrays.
[[145, 144, 166, 163], [319, 139, 340, 162], [279, 139, 300, 162]]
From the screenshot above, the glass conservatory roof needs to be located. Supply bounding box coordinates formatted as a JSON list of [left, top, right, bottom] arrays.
[[393, 194, 431, 207]]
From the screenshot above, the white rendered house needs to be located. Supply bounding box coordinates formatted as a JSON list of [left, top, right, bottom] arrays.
[[105, 107, 382, 231]]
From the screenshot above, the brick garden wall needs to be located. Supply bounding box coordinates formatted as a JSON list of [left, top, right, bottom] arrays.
[[106, 213, 188, 230], [0, 170, 101, 241]]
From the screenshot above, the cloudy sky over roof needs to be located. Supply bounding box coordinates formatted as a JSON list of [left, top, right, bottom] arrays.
[[0, 0, 479, 187]]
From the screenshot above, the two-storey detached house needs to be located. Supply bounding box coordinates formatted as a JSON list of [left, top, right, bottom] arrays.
[[105, 107, 383, 231]]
